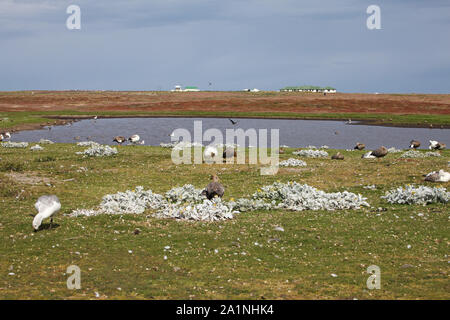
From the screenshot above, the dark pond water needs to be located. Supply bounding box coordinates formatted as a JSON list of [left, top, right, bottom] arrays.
[[9, 117, 449, 149]]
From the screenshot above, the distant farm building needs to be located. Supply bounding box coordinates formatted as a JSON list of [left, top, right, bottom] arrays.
[[184, 86, 200, 92], [171, 85, 200, 92], [280, 85, 336, 93]]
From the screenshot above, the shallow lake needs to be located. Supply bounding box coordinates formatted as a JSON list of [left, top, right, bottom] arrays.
[[9, 117, 449, 149]]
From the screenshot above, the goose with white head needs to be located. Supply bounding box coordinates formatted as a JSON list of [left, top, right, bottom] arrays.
[[32, 195, 61, 231]]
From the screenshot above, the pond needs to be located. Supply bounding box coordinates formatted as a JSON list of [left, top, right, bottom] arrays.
[[8, 117, 449, 149]]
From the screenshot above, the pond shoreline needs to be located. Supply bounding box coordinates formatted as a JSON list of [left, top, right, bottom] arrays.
[[3, 113, 450, 135], [49, 114, 450, 129]]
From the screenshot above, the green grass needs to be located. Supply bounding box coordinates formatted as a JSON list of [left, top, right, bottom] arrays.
[[1, 110, 450, 131], [0, 144, 449, 299]]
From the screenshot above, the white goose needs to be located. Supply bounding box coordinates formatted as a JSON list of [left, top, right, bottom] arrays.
[[128, 134, 140, 145], [32, 195, 61, 231], [429, 140, 446, 150], [425, 170, 450, 182], [203, 146, 219, 163]]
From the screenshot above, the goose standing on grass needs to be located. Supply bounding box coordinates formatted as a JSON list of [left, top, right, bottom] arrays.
[[204, 145, 219, 162], [362, 146, 388, 159], [128, 134, 140, 145], [201, 174, 225, 200], [370, 146, 388, 158], [223, 147, 237, 159], [424, 170, 450, 182], [429, 140, 446, 150], [409, 140, 421, 149], [354, 142, 365, 150], [113, 136, 126, 146], [32, 195, 61, 231], [331, 152, 344, 160]]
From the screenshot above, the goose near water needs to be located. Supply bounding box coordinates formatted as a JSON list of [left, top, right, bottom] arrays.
[[409, 140, 421, 149], [0, 132, 10, 142], [223, 147, 237, 159], [201, 174, 225, 200], [113, 136, 126, 146], [362, 146, 388, 159], [429, 140, 446, 150], [354, 142, 365, 151], [370, 146, 388, 158], [128, 134, 141, 145], [32, 195, 61, 231]]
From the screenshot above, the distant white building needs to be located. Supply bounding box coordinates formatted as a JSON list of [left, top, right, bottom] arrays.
[[183, 86, 200, 92], [171, 85, 200, 92], [280, 85, 337, 93], [251, 88, 260, 92]]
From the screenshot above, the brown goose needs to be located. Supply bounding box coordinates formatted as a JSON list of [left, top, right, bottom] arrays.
[[370, 146, 388, 158], [113, 136, 126, 146], [409, 140, 420, 149], [354, 142, 365, 150], [201, 174, 225, 200], [331, 152, 344, 160]]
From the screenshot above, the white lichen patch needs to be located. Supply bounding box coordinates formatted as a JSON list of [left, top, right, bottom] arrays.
[[154, 198, 235, 221], [293, 149, 329, 158], [76, 144, 118, 157], [400, 150, 441, 158], [70, 182, 370, 221], [231, 182, 369, 212], [77, 141, 100, 147], [30, 145, 43, 151], [165, 184, 206, 203], [382, 185, 449, 205], [1, 142, 29, 148], [279, 158, 307, 167], [387, 147, 403, 153], [39, 139, 54, 144]]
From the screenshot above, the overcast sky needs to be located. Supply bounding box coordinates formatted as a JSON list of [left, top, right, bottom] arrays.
[[1, 0, 449, 93]]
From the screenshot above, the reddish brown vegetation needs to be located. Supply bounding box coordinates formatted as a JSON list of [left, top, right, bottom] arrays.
[[0, 91, 449, 115]]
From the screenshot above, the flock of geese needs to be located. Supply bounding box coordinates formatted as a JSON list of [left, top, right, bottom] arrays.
[[351, 140, 446, 159], [113, 134, 144, 146], [4, 120, 446, 231]]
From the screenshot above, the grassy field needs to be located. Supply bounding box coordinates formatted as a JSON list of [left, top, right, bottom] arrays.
[[0, 143, 448, 299]]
